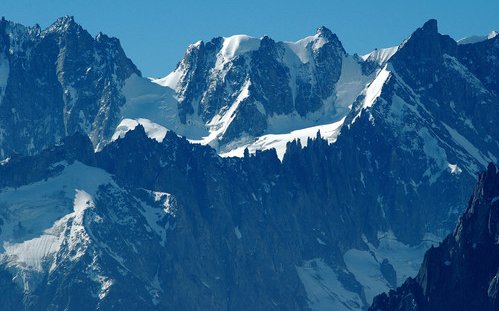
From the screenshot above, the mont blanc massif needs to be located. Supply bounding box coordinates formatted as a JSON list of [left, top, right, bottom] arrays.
[[0, 16, 498, 311]]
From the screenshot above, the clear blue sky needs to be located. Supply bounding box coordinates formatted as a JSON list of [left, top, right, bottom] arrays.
[[1, 0, 498, 77]]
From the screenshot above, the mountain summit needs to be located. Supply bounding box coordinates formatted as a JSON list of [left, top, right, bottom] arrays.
[[152, 25, 355, 154], [0, 16, 140, 157]]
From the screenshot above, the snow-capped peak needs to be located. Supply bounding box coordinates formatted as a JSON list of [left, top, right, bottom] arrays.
[[488, 30, 499, 39], [283, 26, 344, 64], [457, 30, 499, 45], [283, 36, 316, 63], [316, 25, 334, 38], [112, 118, 168, 143], [141, 26, 361, 158], [220, 34, 261, 61]]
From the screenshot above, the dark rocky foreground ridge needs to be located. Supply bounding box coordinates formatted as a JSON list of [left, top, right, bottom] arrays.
[[0, 128, 391, 310], [0, 127, 495, 310], [370, 163, 499, 311]]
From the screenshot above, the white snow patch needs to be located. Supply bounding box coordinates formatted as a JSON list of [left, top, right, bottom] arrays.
[[3, 233, 61, 272], [220, 35, 261, 61], [316, 238, 327, 245], [352, 65, 391, 123], [335, 55, 373, 110], [220, 117, 344, 160], [283, 36, 316, 64], [112, 118, 168, 143], [0, 162, 112, 274], [234, 226, 242, 239], [343, 249, 390, 305], [73, 189, 94, 215], [363, 65, 390, 110], [62, 190, 95, 262], [362, 46, 399, 65], [190, 79, 252, 146], [152, 192, 174, 214], [457, 31, 499, 45], [283, 32, 329, 64], [140, 192, 174, 246], [97, 276, 114, 300], [442, 122, 490, 168], [344, 231, 440, 303], [121, 73, 208, 141], [0, 157, 10, 165], [458, 35, 488, 45], [448, 163, 463, 175], [360, 172, 365, 187], [152, 67, 183, 90], [296, 258, 363, 311]]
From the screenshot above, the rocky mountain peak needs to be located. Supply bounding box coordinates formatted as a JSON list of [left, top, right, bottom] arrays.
[[421, 18, 438, 34], [388, 18, 459, 90], [316, 25, 339, 45], [411, 18, 440, 41], [260, 35, 274, 45], [314, 25, 345, 54], [0, 17, 141, 157], [187, 39, 204, 52], [370, 163, 499, 311], [46, 15, 82, 34], [316, 25, 334, 37], [396, 18, 456, 59], [95, 31, 116, 44], [258, 35, 277, 55], [455, 163, 499, 245]]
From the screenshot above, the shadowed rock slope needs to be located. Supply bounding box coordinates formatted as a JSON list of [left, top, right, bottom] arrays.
[[370, 163, 499, 311]]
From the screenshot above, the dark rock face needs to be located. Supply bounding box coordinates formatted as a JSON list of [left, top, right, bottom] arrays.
[[1, 129, 344, 310], [174, 38, 223, 123], [380, 259, 397, 288], [457, 33, 499, 97], [390, 19, 458, 86], [390, 19, 498, 148], [370, 163, 499, 311], [0, 120, 496, 310], [0, 16, 140, 157], [337, 19, 499, 243], [95, 128, 370, 309], [0, 132, 94, 188], [0, 127, 405, 310]]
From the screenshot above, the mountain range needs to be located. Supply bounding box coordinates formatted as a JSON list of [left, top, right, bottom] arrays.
[[0, 16, 497, 310]]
